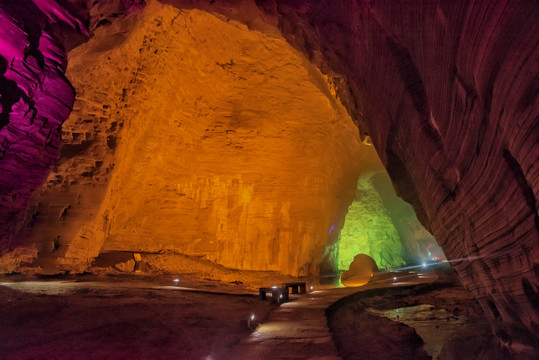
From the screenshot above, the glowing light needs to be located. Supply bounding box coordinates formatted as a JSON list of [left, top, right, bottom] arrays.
[[342, 280, 369, 287], [393, 277, 397, 281], [173, 279, 179, 283], [272, 286, 277, 289], [310, 286, 313, 290], [279, 295, 283, 299], [422, 263, 426, 268], [370, 273, 374, 277], [250, 314, 255, 320], [363, 136, 372, 146]]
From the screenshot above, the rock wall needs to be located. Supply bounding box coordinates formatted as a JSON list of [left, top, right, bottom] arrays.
[[259, 0, 538, 354], [336, 175, 406, 271], [371, 171, 444, 265], [0, 0, 86, 264], [4, 2, 371, 276]]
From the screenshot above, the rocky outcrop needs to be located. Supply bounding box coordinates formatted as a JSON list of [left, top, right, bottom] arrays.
[[340, 253, 378, 287], [259, 0, 538, 355]]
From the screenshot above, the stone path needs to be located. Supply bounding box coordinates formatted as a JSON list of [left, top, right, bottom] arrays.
[[221, 271, 438, 360]]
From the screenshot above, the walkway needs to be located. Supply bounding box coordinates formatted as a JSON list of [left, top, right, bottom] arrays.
[[221, 271, 438, 360]]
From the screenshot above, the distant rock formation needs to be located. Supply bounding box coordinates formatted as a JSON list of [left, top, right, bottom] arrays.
[[341, 253, 378, 287]]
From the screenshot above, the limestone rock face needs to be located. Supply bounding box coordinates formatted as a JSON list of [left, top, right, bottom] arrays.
[[337, 175, 406, 271], [6, 2, 367, 277], [371, 171, 444, 265], [260, 0, 538, 353]]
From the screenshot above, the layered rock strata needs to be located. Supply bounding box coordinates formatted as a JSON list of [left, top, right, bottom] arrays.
[[4, 2, 370, 276], [259, 0, 538, 354]]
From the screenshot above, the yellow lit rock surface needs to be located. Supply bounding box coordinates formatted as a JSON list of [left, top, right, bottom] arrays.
[[14, 2, 371, 276], [341, 253, 378, 287]]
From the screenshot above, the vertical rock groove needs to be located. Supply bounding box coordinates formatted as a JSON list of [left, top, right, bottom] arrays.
[[262, 0, 538, 352]]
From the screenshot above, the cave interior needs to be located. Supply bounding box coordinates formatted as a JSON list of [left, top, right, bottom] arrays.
[[0, 0, 537, 359]]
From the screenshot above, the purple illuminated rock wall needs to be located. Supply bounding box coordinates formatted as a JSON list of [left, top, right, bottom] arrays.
[[0, 0, 87, 249]]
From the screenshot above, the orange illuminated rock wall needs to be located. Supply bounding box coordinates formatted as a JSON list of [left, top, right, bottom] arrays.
[[9, 2, 370, 276]]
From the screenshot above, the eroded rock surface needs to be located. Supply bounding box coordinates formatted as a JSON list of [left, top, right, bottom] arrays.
[[6, 2, 369, 276], [340, 253, 378, 287], [0, 0, 85, 259], [337, 175, 406, 271], [260, 0, 538, 354]]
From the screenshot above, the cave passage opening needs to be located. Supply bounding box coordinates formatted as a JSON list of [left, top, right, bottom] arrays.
[[322, 166, 446, 280]]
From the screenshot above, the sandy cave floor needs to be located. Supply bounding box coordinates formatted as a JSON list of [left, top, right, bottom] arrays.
[[0, 273, 276, 360], [0, 269, 496, 360]]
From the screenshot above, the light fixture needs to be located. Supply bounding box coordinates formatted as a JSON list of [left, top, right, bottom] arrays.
[[363, 135, 372, 146], [247, 313, 255, 329]]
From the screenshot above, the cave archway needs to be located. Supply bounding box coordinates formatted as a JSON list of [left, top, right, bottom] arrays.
[[1, 1, 443, 282], [0, 0, 537, 355]]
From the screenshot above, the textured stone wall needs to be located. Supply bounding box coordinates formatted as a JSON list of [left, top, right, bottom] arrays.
[[371, 171, 444, 265], [337, 175, 406, 271], [2, 2, 369, 276], [0, 0, 85, 264], [258, 0, 538, 354], [334, 169, 439, 272]]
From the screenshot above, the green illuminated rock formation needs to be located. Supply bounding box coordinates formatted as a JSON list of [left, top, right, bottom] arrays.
[[337, 176, 406, 271]]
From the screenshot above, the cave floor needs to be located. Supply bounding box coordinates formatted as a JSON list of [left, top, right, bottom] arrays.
[[222, 271, 438, 359], [0, 270, 484, 360], [328, 271, 496, 360], [0, 274, 274, 360]]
